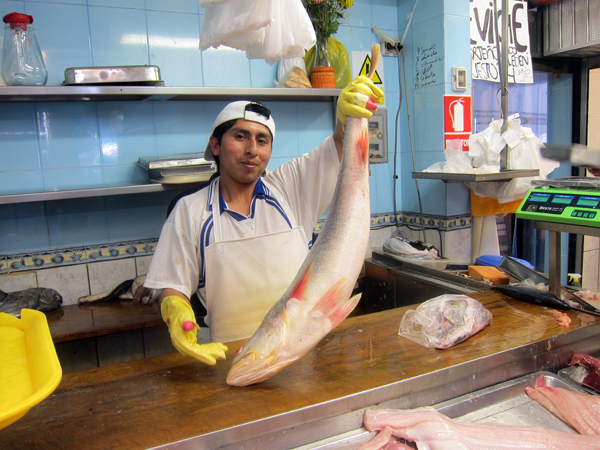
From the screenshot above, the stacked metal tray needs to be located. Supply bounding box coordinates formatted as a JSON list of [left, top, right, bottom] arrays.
[[138, 153, 216, 184]]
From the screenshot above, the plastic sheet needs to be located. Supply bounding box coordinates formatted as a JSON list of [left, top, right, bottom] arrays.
[[383, 237, 438, 260], [398, 295, 492, 349], [468, 118, 560, 205]]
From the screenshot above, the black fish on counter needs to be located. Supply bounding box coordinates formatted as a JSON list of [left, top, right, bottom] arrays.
[[77, 274, 160, 305], [492, 285, 570, 310], [0, 287, 63, 317]]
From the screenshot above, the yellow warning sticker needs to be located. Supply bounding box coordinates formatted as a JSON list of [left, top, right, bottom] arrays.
[[358, 55, 383, 84]]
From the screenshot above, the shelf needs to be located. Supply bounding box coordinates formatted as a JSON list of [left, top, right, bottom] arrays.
[[0, 86, 341, 103], [412, 169, 540, 183], [0, 183, 190, 205]]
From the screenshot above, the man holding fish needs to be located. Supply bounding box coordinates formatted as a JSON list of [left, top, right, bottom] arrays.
[[144, 75, 382, 366]]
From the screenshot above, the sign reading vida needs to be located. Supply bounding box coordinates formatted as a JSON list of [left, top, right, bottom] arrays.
[[470, 0, 533, 84]]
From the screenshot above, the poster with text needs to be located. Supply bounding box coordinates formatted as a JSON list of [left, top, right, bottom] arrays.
[[470, 0, 533, 84]]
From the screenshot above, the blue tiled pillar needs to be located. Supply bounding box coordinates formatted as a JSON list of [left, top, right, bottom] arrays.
[[398, 0, 471, 217]]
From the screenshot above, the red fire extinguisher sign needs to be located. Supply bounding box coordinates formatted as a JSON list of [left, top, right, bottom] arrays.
[[444, 95, 471, 151]]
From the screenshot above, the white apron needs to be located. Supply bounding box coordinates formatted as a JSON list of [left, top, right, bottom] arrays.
[[203, 179, 308, 343]]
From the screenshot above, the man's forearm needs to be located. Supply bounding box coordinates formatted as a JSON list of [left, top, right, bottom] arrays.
[[159, 288, 189, 305]]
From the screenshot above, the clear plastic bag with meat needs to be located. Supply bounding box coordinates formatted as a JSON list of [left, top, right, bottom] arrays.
[[398, 295, 492, 349]]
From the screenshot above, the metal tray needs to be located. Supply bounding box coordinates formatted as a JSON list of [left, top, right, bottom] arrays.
[[435, 371, 586, 431], [64, 65, 163, 86], [295, 371, 588, 449]]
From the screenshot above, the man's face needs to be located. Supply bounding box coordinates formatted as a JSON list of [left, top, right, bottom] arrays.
[[210, 119, 272, 186]]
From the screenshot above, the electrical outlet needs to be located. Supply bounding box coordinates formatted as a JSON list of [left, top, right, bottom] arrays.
[[381, 41, 399, 56]]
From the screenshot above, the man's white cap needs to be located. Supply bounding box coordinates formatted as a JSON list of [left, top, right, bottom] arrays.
[[204, 101, 276, 161]]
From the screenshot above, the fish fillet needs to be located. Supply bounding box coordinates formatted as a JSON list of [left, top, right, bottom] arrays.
[[358, 426, 415, 450], [525, 374, 600, 435], [363, 407, 600, 449], [225, 45, 380, 386], [570, 353, 600, 393]]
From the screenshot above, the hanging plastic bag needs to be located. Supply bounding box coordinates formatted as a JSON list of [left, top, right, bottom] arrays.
[[200, 0, 273, 51], [304, 37, 351, 88], [200, 0, 316, 66], [246, 0, 315, 65], [398, 295, 492, 349]]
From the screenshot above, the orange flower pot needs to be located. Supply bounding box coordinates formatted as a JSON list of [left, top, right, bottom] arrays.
[[310, 66, 336, 89]]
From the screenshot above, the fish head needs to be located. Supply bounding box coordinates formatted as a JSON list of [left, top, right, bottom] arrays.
[[38, 288, 63, 312], [226, 320, 295, 386]]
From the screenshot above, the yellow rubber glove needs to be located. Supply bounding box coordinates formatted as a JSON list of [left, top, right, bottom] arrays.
[[336, 75, 384, 125], [161, 296, 228, 365]]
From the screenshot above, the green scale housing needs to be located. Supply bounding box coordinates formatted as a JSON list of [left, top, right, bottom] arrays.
[[516, 187, 600, 227]]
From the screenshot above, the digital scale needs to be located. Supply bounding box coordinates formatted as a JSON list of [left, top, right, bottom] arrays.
[[517, 187, 600, 226], [516, 177, 600, 305]]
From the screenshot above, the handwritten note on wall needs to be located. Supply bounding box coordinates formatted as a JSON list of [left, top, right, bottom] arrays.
[[470, 0, 533, 84], [414, 44, 443, 90]]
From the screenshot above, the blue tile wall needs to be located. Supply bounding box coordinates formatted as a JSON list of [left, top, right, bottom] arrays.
[[0, 0, 471, 257]]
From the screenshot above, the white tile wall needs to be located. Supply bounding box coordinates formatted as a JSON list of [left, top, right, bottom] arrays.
[[0, 257, 155, 306], [444, 228, 472, 264], [135, 255, 153, 277], [87, 259, 137, 296], [0, 272, 37, 293], [36, 264, 90, 306]]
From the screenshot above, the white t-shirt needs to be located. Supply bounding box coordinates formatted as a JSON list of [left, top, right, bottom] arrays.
[[144, 135, 340, 307]]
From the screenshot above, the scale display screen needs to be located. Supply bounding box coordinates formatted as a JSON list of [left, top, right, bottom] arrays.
[[517, 187, 600, 228], [551, 195, 574, 205], [530, 193, 550, 202], [577, 197, 600, 208]]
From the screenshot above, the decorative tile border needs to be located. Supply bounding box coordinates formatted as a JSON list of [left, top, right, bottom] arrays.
[[315, 212, 472, 232], [1, 213, 472, 274], [2, 239, 158, 274]]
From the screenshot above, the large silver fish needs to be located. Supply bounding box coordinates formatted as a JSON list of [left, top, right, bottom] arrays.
[[226, 45, 380, 387]]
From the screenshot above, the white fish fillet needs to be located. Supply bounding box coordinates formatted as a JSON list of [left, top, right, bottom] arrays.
[[363, 407, 600, 449], [225, 46, 380, 387], [526, 374, 600, 435]]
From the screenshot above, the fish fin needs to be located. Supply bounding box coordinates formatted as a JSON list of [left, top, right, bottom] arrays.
[[329, 293, 362, 329], [288, 262, 313, 303], [312, 278, 360, 329]]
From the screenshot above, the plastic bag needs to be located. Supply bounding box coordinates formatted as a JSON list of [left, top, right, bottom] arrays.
[[276, 57, 307, 85], [200, 0, 316, 66], [424, 142, 497, 174], [304, 37, 351, 89], [275, 63, 312, 88], [398, 295, 492, 349], [468, 117, 560, 204], [383, 237, 438, 260], [246, 0, 316, 65], [200, 0, 273, 51]]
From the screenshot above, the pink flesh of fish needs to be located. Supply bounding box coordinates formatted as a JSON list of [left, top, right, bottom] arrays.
[[225, 45, 380, 387], [570, 353, 600, 392], [358, 426, 415, 450], [525, 374, 600, 435], [363, 407, 600, 449]]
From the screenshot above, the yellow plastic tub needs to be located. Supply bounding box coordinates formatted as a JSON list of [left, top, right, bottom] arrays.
[[0, 309, 62, 430]]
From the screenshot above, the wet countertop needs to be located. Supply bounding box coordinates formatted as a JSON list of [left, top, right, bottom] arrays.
[[1, 289, 600, 449]]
